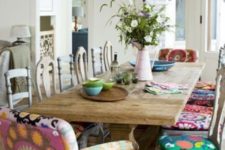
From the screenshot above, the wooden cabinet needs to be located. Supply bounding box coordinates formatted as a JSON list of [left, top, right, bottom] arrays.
[[72, 31, 88, 56]]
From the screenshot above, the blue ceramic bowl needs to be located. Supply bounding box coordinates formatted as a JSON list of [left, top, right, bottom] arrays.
[[83, 86, 103, 96], [129, 60, 175, 72]]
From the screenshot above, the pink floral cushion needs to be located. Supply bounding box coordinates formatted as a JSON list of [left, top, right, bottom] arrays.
[[184, 104, 213, 115], [0, 107, 78, 150], [163, 112, 211, 130]]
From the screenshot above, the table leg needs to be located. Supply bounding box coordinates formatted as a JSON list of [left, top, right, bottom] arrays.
[[129, 125, 139, 150]]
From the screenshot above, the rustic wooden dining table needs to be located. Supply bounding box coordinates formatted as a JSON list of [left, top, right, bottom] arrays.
[[27, 62, 205, 149]]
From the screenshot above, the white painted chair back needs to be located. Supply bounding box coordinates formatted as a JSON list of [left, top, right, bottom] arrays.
[[91, 47, 104, 77], [103, 41, 113, 71], [36, 56, 56, 101], [57, 54, 75, 92], [4, 67, 32, 110], [218, 44, 225, 70], [208, 62, 225, 149], [74, 47, 88, 84]]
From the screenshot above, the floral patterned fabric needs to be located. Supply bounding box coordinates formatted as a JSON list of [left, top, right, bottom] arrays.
[[188, 89, 215, 107], [184, 104, 213, 115], [167, 49, 187, 62], [163, 112, 211, 130], [0, 107, 78, 150], [159, 134, 217, 150], [158, 48, 197, 62], [81, 140, 134, 150], [194, 82, 216, 91]]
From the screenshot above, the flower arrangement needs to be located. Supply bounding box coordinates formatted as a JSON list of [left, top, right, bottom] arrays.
[[101, 0, 171, 50]]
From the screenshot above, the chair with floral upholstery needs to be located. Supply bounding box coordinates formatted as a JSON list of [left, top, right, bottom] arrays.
[[158, 60, 225, 150], [0, 107, 134, 150]]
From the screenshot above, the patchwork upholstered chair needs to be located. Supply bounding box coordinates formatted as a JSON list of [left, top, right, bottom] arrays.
[[0, 107, 134, 150], [159, 58, 225, 150]]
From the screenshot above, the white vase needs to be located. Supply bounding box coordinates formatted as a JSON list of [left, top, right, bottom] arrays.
[[134, 46, 153, 81]]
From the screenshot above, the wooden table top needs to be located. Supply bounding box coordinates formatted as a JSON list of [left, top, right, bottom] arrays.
[[27, 62, 205, 126]]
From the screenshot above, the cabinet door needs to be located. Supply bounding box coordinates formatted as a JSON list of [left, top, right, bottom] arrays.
[[40, 0, 55, 14]]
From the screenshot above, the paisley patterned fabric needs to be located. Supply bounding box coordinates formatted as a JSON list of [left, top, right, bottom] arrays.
[[188, 89, 215, 107], [163, 112, 211, 130], [82, 140, 134, 150], [159, 134, 217, 150], [186, 49, 197, 62], [158, 48, 198, 63], [0, 107, 78, 150], [167, 49, 187, 62], [184, 104, 213, 115], [158, 48, 172, 60]]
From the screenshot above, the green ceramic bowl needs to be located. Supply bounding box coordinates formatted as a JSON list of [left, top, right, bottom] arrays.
[[103, 82, 115, 90], [82, 78, 104, 87]]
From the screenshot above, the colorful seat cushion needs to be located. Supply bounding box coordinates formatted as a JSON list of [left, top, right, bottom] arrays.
[[163, 112, 211, 130], [187, 89, 215, 107], [186, 49, 197, 62], [159, 134, 217, 150], [167, 49, 187, 62], [158, 48, 172, 60], [81, 140, 134, 150], [184, 104, 213, 115], [195, 82, 216, 91], [0, 107, 78, 150]]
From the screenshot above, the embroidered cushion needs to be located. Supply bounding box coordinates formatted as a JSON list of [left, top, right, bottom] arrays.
[[184, 104, 213, 115], [163, 112, 211, 130], [158, 48, 172, 60], [167, 49, 187, 62], [186, 49, 197, 62], [159, 134, 216, 150], [188, 89, 215, 107]]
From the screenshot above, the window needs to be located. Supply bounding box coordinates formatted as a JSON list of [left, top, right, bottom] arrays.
[[208, 0, 218, 51], [175, 0, 185, 41]]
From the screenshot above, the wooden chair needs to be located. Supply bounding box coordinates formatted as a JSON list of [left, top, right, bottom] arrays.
[[103, 41, 113, 71], [74, 46, 88, 84], [4, 67, 32, 110], [91, 47, 104, 77], [0, 107, 134, 150], [57, 54, 75, 92], [159, 60, 225, 150], [36, 55, 56, 101]]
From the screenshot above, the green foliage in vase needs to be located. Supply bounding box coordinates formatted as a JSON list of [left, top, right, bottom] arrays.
[[100, 0, 171, 49]]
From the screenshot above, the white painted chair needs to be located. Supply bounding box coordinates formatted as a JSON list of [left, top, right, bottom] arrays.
[[4, 67, 32, 110], [103, 41, 113, 72], [36, 55, 56, 101], [74, 46, 88, 84], [91, 47, 104, 77], [57, 54, 75, 92]]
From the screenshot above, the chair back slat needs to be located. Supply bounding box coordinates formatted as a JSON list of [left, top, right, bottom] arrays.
[[4, 67, 32, 110], [36, 56, 56, 101], [103, 41, 113, 71], [74, 47, 88, 84], [91, 47, 104, 77], [57, 54, 75, 92], [218, 44, 225, 71], [208, 63, 225, 149]]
